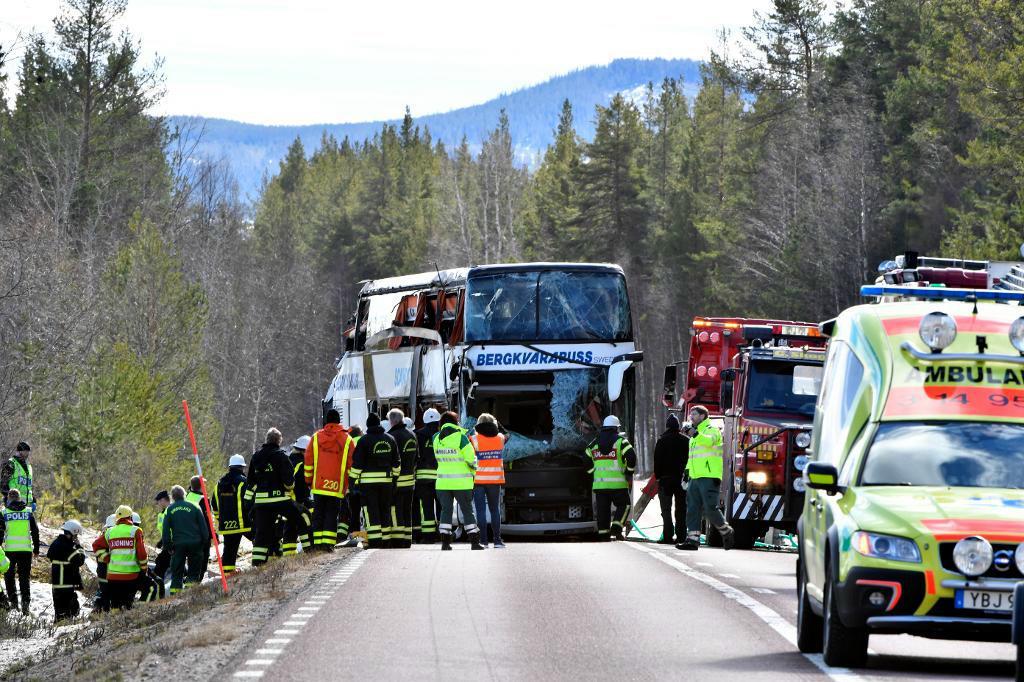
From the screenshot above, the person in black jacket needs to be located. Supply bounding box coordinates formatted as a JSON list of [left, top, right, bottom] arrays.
[[212, 455, 252, 573], [413, 408, 441, 544], [48, 520, 86, 622], [653, 414, 689, 545], [283, 436, 312, 555], [244, 428, 304, 566], [349, 415, 400, 549], [387, 409, 418, 549]]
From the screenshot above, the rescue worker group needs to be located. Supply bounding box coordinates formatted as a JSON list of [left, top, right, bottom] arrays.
[[0, 399, 712, 624]]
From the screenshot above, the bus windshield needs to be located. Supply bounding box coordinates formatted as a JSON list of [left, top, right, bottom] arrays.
[[746, 360, 822, 416], [465, 270, 631, 342]]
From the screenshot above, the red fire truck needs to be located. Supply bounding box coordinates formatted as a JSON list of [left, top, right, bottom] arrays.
[[663, 318, 828, 549]]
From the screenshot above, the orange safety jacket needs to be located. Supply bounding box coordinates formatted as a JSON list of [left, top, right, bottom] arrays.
[[305, 423, 355, 498], [471, 433, 506, 485]]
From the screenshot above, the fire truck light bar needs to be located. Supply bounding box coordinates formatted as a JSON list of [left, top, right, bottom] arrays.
[[861, 285, 1024, 303]]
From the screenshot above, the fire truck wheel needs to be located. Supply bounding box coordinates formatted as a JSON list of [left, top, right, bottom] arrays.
[[731, 524, 759, 550], [704, 522, 723, 548]]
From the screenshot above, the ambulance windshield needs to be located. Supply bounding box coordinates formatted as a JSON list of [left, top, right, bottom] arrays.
[[861, 421, 1024, 489], [465, 270, 631, 342]]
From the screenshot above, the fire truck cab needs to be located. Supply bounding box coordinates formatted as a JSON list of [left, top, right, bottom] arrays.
[[664, 318, 828, 548]]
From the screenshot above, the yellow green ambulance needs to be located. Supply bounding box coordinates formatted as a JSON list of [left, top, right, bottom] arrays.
[[797, 284, 1024, 667]]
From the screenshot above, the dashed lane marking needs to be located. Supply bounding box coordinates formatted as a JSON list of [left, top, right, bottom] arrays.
[[697, 562, 714, 567], [718, 573, 741, 579], [231, 549, 375, 679], [752, 587, 777, 595], [627, 543, 863, 682]]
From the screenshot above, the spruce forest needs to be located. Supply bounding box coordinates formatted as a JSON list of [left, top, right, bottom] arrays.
[[2, 0, 1022, 523]]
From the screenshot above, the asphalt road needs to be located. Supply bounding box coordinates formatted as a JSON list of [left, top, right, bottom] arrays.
[[226, 541, 1016, 682]]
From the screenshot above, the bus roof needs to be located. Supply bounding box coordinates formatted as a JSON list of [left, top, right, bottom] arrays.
[[467, 262, 624, 277], [359, 268, 468, 297]]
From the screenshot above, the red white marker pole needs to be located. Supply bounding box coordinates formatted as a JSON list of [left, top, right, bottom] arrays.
[[182, 399, 229, 594]]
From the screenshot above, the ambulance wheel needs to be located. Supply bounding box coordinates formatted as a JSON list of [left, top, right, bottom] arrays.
[[796, 557, 823, 653], [822, 557, 868, 668]]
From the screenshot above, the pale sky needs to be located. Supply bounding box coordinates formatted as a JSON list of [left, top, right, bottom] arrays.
[[2, 0, 769, 126]]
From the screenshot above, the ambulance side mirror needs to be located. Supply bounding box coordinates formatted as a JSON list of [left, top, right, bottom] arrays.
[[805, 462, 841, 496]]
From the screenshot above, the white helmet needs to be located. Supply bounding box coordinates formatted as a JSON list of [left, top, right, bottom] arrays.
[[61, 520, 84, 536], [229, 454, 246, 467], [403, 417, 414, 429], [131, 512, 142, 526], [104, 514, 116, 529], [293, 435, 311, 451], [423, 408, 441, 424], [603, 415, 621, 428]]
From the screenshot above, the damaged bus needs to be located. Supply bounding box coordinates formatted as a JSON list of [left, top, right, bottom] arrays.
[[323, 262, 642, 535]]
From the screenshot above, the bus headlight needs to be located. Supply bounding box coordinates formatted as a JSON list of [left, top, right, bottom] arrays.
[[953, 536, 993, 576], [746, 471, 769, 486], [795, 432, 811, 449], [919, 312, 957, 351], [1010, 317, 1024, 353]]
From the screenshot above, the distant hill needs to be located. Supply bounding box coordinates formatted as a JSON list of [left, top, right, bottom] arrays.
[[168, 58, 703, 202]]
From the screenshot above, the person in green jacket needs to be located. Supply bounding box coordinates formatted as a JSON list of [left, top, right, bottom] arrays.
[[677, 405, 734, 551], [433, 412, 483, 551], [162, 485, 211, 594]]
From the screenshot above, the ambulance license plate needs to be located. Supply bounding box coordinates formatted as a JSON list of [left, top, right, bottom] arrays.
[[955, 589, 1014, 612]]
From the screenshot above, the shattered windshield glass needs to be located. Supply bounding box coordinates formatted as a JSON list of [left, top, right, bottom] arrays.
[[465, 369, 609, 462], [465, 270, 631, 342]]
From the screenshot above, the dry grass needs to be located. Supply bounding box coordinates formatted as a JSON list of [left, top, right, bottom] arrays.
[[4, 549, 352, 681]]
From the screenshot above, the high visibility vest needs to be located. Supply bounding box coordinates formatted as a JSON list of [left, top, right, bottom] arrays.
[[586, 438, 631, 491], [471, 433, 505, 485], [104, 524, 142, 577], [0, 547, 9, 574], [2, 510, 32, 552], [433, 426, 477, 491], [156, 510, 166, 539], [687, 420, 724, 480], [308, 430, 354, 497], [186, 490, 205, 510], [9, 459, 32, 505]]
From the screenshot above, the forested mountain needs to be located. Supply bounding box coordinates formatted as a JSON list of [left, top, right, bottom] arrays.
[[169, 58, 702, 199], [3, 0, 1024, 524]]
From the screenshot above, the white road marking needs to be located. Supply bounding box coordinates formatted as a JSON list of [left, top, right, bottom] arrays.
[[627, 543, 863, 682], [697, 562, 714, 567], [752, 588, 777, 595], [231, 549, 376, 679], [719, 573, 741, 579]]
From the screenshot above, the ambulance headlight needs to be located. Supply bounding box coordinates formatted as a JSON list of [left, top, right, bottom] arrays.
[[1010, 317, 1024, 353], [919, 312, 957, 351], [953, 536, 993, 577], [795, 431, 812, 449]]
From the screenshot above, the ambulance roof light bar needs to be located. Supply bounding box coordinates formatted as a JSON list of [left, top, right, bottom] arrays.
[[861, 285, 1024, 303]]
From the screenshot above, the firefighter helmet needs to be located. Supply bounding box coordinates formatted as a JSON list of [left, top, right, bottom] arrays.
[[293, 435, 311, 451], [603, 415, 621, 428], [229, 454, 246, 467], [61, 520, 84, 536], [423, 408, 441, 424]]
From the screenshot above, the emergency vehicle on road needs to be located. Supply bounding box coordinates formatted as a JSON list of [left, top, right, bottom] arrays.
[[663, 318, 827, 548], [798, 279, 1024, 668]]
